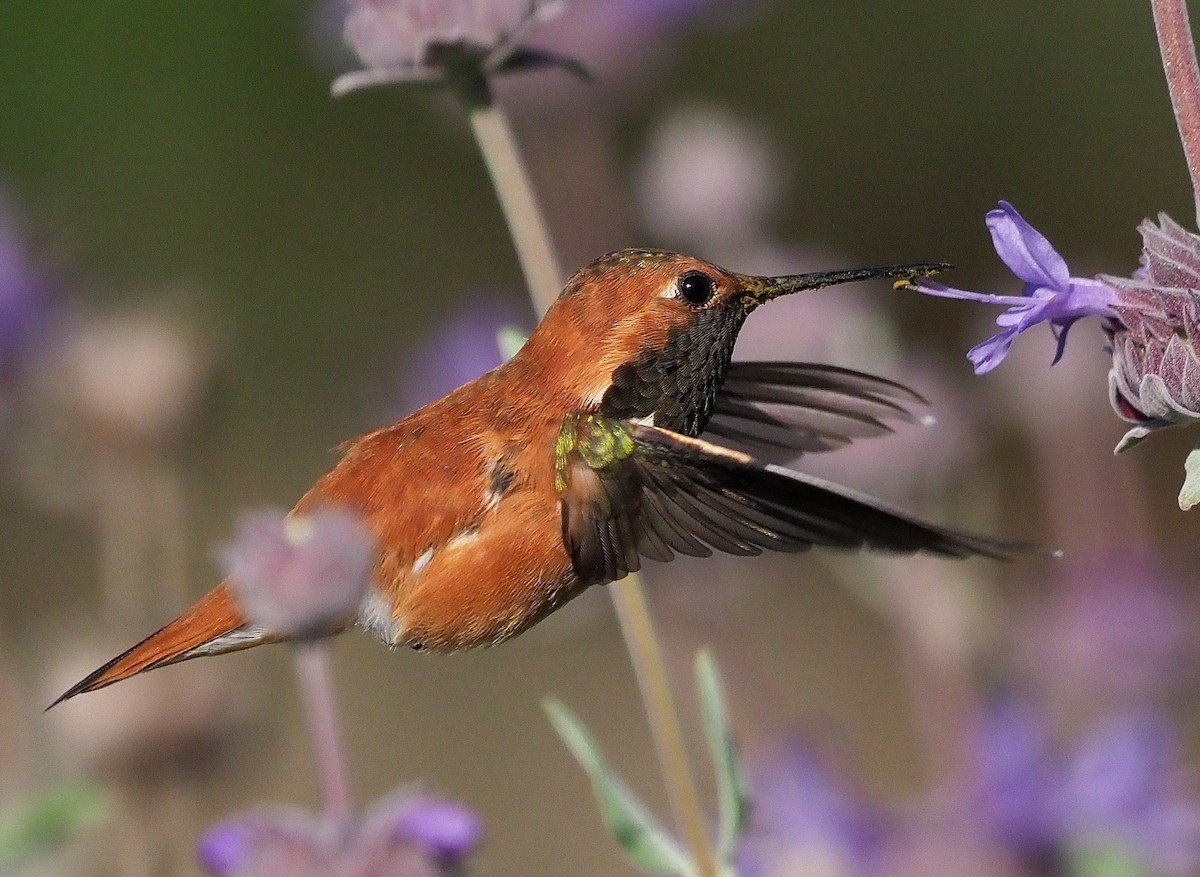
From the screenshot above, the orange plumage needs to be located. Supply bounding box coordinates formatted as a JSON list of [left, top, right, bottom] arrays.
[[56, 250, 1025, 703]]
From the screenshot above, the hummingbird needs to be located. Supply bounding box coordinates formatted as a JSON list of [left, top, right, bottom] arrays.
[[55, 249, 1026, 704]]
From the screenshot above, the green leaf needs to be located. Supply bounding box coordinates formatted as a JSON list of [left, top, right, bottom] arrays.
[[0, 784, 104, 868], [1065, 840, 1147, 877], [495, 325, 528, 361], [1179, 441, 1200, 510], [543, 698, 694, 876], [695, 650, 750, 862]]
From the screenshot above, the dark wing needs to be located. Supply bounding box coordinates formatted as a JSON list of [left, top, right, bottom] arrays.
[[705, 361, 925, 458], [556, 417, 1029, 587]]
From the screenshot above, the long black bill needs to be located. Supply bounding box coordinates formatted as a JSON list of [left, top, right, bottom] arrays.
[[738, 261, 951, 305]]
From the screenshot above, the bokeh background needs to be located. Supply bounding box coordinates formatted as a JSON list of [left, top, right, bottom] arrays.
[[4, 2, 1200, 875]]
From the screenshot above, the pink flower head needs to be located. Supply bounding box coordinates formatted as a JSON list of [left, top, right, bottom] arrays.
[[219, 506, 377, 638], [335, 0, 581, 95], [1102, 214, 1200, 451]]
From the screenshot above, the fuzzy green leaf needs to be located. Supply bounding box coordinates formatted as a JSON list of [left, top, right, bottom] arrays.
[[1179, 441, 1200, 510], [0, 784, 104, 868], [543, 697, 694, 876], [495, 325, 528, 361], [695, 649, 750, 862]]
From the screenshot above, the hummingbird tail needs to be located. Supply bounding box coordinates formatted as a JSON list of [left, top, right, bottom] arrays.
[[49, 583, 274, 707]]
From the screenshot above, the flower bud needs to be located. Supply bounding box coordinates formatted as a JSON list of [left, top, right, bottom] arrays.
[[219, 506, 376, 637]]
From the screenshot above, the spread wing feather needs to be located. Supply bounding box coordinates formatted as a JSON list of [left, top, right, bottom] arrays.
[[558, 417, 1026, 586], [706, 361, 925, 456]]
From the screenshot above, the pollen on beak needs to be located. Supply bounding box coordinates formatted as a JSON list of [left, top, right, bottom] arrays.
[[738, 261, 952, 307]]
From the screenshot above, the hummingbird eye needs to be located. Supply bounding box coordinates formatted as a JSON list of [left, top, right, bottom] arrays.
[[677, 271, 715, 307]]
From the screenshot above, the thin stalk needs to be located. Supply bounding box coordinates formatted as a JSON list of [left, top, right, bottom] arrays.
[[294, 643, 353, 825], [458, 80, 719, 877], [1152, 0, 1200, 223], [465, 97, 562, 313]]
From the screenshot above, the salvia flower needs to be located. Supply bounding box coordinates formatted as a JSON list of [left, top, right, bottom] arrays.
[[1102, 214, 1200, 451], [218, 506, 377, 638], [334, 0, 579, 96], [198, 792, 482, 877], [975, 698, 1200, 875], [909, 201, 1117, 374], [737, 739, 883, 877]]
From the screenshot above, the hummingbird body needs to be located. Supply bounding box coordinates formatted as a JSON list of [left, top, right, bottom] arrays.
[[57, 250, 1022, 703]]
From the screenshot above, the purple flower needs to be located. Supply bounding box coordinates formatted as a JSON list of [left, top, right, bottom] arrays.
[[218, 507, 377, 637], [1013, 555, 1197, 715], [334, 0, 578, 96], [198, 793, 482, 877], [976, 698, 1063, 852], [391, 295, 531, 416], [0, 188, 49, 434], [737, 738, 884, 877], [974, 697, 1200, 874], [910, 201, 1116, 374]]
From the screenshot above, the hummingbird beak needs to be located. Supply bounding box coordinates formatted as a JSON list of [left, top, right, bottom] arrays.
[[737, 261, 951, 310]]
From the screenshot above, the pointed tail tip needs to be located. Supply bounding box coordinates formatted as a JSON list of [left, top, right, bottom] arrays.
[[46, 583, 251, 710]]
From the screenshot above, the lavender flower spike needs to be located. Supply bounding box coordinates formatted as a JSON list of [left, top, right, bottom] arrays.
[[910, 201, 1117, 374]]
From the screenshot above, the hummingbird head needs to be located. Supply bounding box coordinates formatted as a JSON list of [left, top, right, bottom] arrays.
[[517, 249, 946, 435]]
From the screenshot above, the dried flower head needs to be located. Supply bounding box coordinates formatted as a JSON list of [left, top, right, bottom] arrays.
[[218, 507, 377, 638], [1102, 215, 1200, 451], [198, 792, 482, 877], [335, 0, 577, 95]]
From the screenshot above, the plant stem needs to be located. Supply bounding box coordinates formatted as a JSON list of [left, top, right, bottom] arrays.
[[465, 96, 563, 313], [1152, 0, 1200, 223], [294, 643, 353, 825], [458, 80, 720, 877]]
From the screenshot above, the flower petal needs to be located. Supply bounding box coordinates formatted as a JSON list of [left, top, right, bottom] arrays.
[[967, 329, 1018, 375], [986, 201, 1070, 290], [906, 279, 1032, 308]]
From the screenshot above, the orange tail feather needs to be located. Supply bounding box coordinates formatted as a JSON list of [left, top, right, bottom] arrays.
[[50, 583, 271, 706]]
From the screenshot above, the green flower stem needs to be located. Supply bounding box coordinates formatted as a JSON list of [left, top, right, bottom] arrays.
[[458, 79, 720, 877], [294, 643, 353, 825], [1152, 0, 1200, 223]]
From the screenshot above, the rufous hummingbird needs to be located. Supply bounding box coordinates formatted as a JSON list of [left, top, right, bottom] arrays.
[[55, 250, 1025, 704]]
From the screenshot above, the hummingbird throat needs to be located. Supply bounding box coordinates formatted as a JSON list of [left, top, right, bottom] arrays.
[[597, 308, 744, 436]]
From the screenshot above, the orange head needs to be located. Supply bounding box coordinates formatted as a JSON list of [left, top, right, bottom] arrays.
[[513, 249, 946, 433]]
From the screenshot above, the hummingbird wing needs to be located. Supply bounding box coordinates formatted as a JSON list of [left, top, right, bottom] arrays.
[[557, 417, 1027, 587], [705, 362, 924, 457]]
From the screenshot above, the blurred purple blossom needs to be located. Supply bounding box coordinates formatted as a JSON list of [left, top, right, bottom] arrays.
[[198, 792, 481, 877], [1012, 556, 1197, 716], [738, 738, 883, 877], [636, 104, 788, 259], [909, 202, 1116, 374], [0, 193, 44, 372], [219, 506, 377, 637], [392, 295, 531, 416], [496, 0, 770, 108], [973, 698, 1200, 876], [335, 0, 576, 95], [0, 189, 49, 434]]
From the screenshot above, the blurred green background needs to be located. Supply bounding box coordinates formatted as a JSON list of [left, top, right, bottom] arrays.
[[2, 2, 1197, 875]]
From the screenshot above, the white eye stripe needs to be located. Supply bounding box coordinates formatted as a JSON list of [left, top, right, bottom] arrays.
[[658, 279, 679, 299]]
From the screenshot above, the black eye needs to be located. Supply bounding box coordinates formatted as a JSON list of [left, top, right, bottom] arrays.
[[677, 271, 715, 307]]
